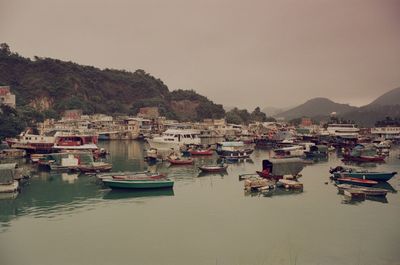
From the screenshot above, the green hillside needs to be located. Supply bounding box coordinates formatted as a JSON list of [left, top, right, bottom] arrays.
[[0, 43, 224, 121]]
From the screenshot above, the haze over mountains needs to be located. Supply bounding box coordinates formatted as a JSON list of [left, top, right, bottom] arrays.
[[273, 87, 400, 126]]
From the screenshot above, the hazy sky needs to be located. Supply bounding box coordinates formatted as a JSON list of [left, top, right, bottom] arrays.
[[1, 0, 400, 109]]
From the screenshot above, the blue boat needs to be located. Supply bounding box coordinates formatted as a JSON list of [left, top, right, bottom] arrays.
[[330, 166, 397, 182]]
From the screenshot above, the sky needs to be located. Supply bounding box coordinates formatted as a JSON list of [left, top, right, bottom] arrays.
[[1, 0, 400, 110]]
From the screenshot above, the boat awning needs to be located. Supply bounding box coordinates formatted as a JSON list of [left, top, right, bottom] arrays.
[[0, 163, 17, 183], [262, 158, 304, 176]]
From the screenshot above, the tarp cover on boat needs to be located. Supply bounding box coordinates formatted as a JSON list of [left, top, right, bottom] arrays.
[[262, 158, 304, 176], [0, 163, 17, 183], [350, 145, 377, 157]]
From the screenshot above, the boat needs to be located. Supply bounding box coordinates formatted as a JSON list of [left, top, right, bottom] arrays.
[[337, 184, 388, 197], [168, 157, 194, 165], [189, 148, 213, 156], [329, 166, 397, 182], [102, 178, 174, 189], [6, 129, 55, 153], [256, 158, 305, 179], [0, 163, 19, 194], [78, 162, 112, 173], [342, 144, 385, 163], [273, 145, 305, 158], [97, 171, 166, 181], [335, 177, 378, 187], [146, 129, 201, 151], [38, 152, 95, 171], [326, 123, 360, 139], [53, 132, 99, 153], [198, 164, 228, 173], [304, 145, 328, 159], [216, 141, 254, 158]]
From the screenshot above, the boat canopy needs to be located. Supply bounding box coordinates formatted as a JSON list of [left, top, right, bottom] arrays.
[[262, 158, 304, 176], [0, 163, 17, 183], [350, 144, 377, 157]]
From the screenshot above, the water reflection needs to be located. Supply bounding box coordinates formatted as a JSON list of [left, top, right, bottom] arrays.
[[103, 188, 174, 200]]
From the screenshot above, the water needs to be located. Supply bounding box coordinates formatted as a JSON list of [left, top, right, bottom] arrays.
[[0, 141, 400, 265]]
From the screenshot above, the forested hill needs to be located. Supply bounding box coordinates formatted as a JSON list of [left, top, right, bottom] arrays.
[[0, 43, 225, 121]]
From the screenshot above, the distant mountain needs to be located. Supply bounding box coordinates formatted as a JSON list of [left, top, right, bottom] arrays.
[[262, 106, 290, 117], [366, 87, 400, 107], [341, 87, 400, 126], [274, 97, 357, 120]]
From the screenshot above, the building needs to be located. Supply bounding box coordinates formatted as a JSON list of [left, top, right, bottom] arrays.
[[0, 86, 16, 108]]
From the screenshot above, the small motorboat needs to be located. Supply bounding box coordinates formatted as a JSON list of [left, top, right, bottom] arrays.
[[189, 149, 213, 156], [168, 158, 194, 165], [330, 166, 397, 182], [198, 164, 228, 173], [97, 171, 165, 180], [335, 177, 378, 187], [102, 178, 174, 189], [167, 153, 194, 165], [337, 184, 388, 197]]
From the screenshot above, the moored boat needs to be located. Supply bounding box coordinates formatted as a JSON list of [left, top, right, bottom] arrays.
[[198, 164, 228, 173], [330, 166, 397, 182], [168, 158, 194, 165], [335, 177, 378, 187], [189, 149, 213, 156], [102, 178, 174, 189]]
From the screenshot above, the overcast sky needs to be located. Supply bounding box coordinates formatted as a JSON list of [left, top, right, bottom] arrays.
[[1, 0, 400, 109]]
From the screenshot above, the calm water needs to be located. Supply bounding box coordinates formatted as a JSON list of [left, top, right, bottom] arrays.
[[1, 141, 400, 265]]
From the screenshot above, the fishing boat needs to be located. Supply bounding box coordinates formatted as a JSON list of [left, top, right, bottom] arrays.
[[6, 129, 55, 153], [78, 162, 112, 173], [256, 158, 305, 180], [335, 177, 378, 187], [329, 166, 397, 182], [198, 164, 228, 173], [337, 184, 388, 197]]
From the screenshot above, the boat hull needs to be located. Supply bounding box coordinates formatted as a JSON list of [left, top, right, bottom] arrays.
[[333, 172, 396, 181], [102, 179, 174, 189]]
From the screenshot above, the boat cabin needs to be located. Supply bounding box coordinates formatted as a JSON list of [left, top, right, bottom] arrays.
[[258, 158, 305, 179]]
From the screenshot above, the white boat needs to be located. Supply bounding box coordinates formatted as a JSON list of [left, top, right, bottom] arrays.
[[326, 123, 359, 138], [273, 145, 305, 158], [146, 129, 201, 151]]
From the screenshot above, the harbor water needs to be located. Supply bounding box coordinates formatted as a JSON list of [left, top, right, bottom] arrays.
[[0, 141, 400, 265]]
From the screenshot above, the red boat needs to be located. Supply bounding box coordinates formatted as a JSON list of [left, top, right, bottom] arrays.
[[189, 149, 213, 156], [168, 158, 194, 165], [336, 177, 378, 187]]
